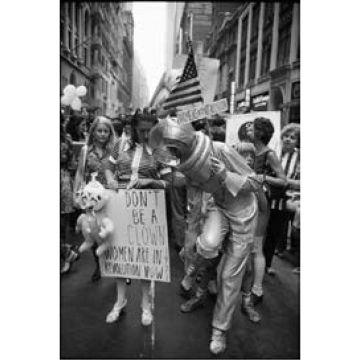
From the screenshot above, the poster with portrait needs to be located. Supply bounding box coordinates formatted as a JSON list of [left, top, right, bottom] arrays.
[[224, 111, 282, 157], [99, 189, 170, 283]]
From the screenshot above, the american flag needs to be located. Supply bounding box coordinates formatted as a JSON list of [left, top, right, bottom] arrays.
[[163, 42, 203, 112]]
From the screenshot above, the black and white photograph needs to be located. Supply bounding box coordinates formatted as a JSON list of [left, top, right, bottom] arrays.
[[4, 0, 360, 360], [4, 0, 360, 359], [59, 1, 301, 358]]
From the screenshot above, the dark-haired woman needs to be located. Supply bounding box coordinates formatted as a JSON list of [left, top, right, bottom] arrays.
[[105, 112, 171, 326], [246, 117, 287, 303], [66, 115, 87, 142]]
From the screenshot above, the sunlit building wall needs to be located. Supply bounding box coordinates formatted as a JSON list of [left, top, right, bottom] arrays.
[[165, 2, 185, 70], [205, 2, 300, 124], [60, 2, 134, 116]]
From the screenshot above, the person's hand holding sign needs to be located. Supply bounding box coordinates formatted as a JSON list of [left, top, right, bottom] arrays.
[[127, 178, 150, 189], [127, 178, 166, 189], [108, 179, 119, 190]]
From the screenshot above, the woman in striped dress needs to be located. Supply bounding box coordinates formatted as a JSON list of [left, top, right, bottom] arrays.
[[104, 112, 171, 326]]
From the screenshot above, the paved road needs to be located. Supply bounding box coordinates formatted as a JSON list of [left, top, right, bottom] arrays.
[[61, 234, 300, 359]]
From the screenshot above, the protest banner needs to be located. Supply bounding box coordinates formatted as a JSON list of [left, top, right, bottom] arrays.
[[225, 111, 282, 157], [99, 189, 170, 283], [177, 98, 228, 124]]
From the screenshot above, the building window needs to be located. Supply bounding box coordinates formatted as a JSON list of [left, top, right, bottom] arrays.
[[219, 64, 223, 93], [251, 3, 260, 42], [261, 33, 271, 75], [70, 72, 76, 86], [239, 54, 246, 88], [297, 38, 300, 60], [233, 21, 238, 45], [78, 4, 83, 57], [74, 5, 78, 55], [249, 48, 257, 81], [68, 3, 73, 50], [222, 63, 228, 93], [239, 15, 248, 88], [61, 76, 68, 93], [60, 3, 65, 46], [249, 4, 259, 81], [102, 78, 105, 94], [229, 50, 236, 73], [241, 15, 248, 48], [84, 10, 90, 67], [289, 105, 300, 123], [264, 2, 274, 28], [277, 3, 293, 67], [91, 48, 96, 66], [90, 83, 95, 99], [261, 3, 273, 75]]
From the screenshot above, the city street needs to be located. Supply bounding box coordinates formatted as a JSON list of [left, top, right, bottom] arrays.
[[61, 234, 300, 359]]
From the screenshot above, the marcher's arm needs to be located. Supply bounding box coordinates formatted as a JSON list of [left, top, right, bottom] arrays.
[[287, 178, 300, 190], [212, 145, 261, 197], [105, 142, 120, 190], [73, 146, 85, 193], [127, 177, 168, 189], [222, 171, 262, 196], [105, 169, 119, 190], [264, 151, 287, 188]]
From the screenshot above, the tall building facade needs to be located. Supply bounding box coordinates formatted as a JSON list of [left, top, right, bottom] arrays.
[[60, 2, 134, 117], [205, 2, 300, 124], [121, 9, 134, 113], [178, 2, 213, 56], [165, 2, 185, 70]]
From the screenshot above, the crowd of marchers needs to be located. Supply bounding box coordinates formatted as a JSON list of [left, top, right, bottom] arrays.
[[60, 107, 300, 355]]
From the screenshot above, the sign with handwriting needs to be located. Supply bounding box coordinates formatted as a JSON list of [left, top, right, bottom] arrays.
[[99, 189, 170, 282]]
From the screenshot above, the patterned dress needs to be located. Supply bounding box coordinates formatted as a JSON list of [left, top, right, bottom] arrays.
[[80, 144, 112, 186], [108, 141, 171, 185]]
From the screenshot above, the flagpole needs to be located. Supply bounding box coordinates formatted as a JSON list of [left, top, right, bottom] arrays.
[[189, 12, 193, 42], [188, 36, 215, 153], [186, 37, 215, 154], [151, 280, 155, 355]]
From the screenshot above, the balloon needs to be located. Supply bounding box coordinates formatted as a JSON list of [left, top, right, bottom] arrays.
[[71, 97, 82, 111], [63, 84, 77, 97], [61, 94, 72, 106], [76, 85, 87, 97]]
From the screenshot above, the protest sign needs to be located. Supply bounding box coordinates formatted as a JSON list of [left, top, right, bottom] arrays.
[[225, 111, 282, 157], [177, 98, 228, 124], [99, 189, 170, 283]]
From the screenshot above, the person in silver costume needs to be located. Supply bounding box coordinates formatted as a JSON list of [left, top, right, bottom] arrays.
[[149, 118, 263, 355]]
